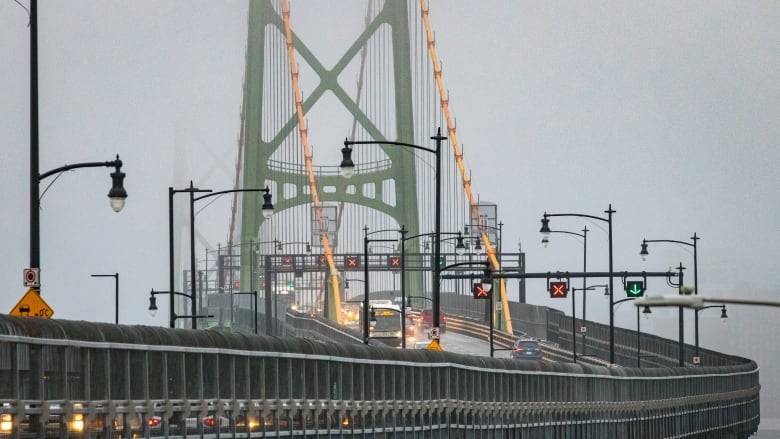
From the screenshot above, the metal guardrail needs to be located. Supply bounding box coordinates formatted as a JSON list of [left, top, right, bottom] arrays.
[[0, 314, 761, 438]]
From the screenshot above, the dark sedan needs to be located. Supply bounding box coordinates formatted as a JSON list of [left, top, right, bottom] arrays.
[[511, 339, 543, 360]]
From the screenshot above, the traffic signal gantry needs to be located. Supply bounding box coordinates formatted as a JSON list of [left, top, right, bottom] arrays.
[[442, 269, 682, 366]]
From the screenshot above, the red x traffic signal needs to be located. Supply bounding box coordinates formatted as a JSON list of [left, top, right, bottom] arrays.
[[344, 255, 360, 269], [549, 281, 568, 298], [472, 283, 491, 299], [387, 255, 402, 269]]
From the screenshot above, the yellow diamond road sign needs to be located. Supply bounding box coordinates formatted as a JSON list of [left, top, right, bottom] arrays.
[[10, 288, 54, 318], [426, 339, 442, 351]]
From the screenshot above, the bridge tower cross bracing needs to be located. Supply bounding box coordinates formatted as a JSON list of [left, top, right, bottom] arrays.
[[239, 0, 425, 322]]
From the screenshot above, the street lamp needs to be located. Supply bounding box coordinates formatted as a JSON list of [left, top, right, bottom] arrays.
[[90, 273, 119, 324], [192, 185, 273, 330], [168, 183, 210, 329], [31, 155, 127, 291], [362, 226, 404, 345], [439, 260, 493, 355], [612, 297, 648, 367], [640, 234, 700, 359], [341, 128, 447, 341], [399, 229, 468, 346], [148, 289, 212, 324], [643, 303, 727, 366], [696, 304, 729, 364], [571, 284, 607, 357], [464, 221, 502, 256], [168, 182, 273, 330], [541, 226, 588, 363], [27, 0, 128, 290], [540, 204, 616, 364]]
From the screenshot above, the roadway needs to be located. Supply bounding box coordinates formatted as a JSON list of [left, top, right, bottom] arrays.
[[405, 323, 516, 359]]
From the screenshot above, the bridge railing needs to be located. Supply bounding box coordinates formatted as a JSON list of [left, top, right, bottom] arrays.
[[0, 314, 760, 438]]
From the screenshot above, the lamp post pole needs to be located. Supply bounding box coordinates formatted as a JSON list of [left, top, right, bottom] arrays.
[[466, 221, 502, 329], [362, 226, 404, 345], [400, 225, 408, 348], [640, 234, 699, 360], [169, 183, 211, 329], [612, 297, 640, 366], [694, 305, 728, 364], [363, 228, 369, 344], [341, 128, 446, 340], [191, 186, 273, 330], [439, 260, 493, 354], [30, 3, 128, 296], [400, 230, 467, 344], [30, 1, 125, 288], [148, 289, 213, 325], [91, 273, 119, 324], [542, 226, 588, 362], [540, 205, 614, 363], [677, 263, 685, 366]]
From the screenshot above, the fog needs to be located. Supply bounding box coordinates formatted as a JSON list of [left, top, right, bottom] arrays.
[[1, 0, 777, 420]]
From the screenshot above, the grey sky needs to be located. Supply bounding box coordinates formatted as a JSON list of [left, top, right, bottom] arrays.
[[1, 0, 778, 417]]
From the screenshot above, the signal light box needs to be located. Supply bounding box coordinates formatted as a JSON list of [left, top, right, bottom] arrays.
[[549, 281, 568, 298], [626, 280, 645, 297]]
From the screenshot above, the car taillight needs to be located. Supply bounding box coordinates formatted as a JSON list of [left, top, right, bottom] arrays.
[[203, 417, 216, 427], [148, 417, 161, 427]]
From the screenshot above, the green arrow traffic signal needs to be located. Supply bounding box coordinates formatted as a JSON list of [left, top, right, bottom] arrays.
[[625, 280, 645, 297]]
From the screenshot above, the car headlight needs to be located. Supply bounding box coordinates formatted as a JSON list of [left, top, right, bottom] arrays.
[[69, 414, 85, 432], [1, 414, 13, 432]]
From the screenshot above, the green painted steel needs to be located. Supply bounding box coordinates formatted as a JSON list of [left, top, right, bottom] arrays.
[[239, 1, 426, 322]]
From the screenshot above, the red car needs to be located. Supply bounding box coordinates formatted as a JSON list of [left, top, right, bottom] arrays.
[[416, 308, 446, 333]]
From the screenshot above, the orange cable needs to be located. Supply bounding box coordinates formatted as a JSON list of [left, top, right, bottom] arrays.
[[419, 0, 512, 334], [281, 0, 342, 322]]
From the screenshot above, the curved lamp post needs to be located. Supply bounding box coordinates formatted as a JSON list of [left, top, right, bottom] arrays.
[[612, 297, 646, 367], [541, 226, 588, 363], [540, 204, 616, 364], [362, 226, 405, 345], [341, 128, 447, 341], [168, 182, 272, 329], [32, 156, 127, 291], [148, 289, 213, 325], [640, 234, 699, 360], [439, 260, 493, 355], [28, 0, 127, 291], [191, 186, 273, 330], [643, 303, 726, 366], [399, 229, 467, 347]]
